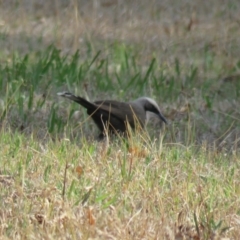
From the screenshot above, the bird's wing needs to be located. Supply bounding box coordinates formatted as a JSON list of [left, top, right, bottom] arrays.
[[58, 92, 144, 133], [93, 100, 145, 127]]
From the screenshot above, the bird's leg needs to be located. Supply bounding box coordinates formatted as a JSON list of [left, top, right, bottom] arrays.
[[97, 132, 106, 141]]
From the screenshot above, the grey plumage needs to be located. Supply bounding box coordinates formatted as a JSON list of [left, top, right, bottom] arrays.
[[58, 92, 167, 139]]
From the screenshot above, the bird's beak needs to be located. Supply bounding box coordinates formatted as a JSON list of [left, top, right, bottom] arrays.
[[158, 113, 167, 124]]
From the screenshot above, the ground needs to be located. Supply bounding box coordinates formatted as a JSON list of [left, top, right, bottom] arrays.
[[0, 1, 240, 239]]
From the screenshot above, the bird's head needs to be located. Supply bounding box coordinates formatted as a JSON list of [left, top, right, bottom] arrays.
[[133, 97, 167, 124]]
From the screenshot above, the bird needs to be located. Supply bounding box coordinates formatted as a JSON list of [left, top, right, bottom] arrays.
[[58, 92, 167, 139]]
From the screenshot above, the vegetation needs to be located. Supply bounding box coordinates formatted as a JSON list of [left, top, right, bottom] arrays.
[[0, 1, 240, 239]]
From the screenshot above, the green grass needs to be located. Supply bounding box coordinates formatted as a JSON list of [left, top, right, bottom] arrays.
[[1, 45, 239, 146], [0, 45, 239, 239], [0, 1, 240, 238], [0, 45, 239, 238]]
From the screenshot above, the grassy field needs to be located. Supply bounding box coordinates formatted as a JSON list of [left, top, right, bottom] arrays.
[[0, 1, 240, 239]]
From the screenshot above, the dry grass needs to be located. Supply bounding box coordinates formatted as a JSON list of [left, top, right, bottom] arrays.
[[1, 131, 239, 239], [1, 0, 240, 64]]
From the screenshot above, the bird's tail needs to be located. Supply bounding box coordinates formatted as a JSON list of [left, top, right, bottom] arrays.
[[57, 92, 97, 111]]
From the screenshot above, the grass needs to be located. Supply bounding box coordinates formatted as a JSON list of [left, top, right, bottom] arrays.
[[0, 1, 240, 239], [0, 130, 239, 239]]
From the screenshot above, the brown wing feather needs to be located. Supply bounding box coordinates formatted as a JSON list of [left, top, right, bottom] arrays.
[[93, 100, 145, 128]]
